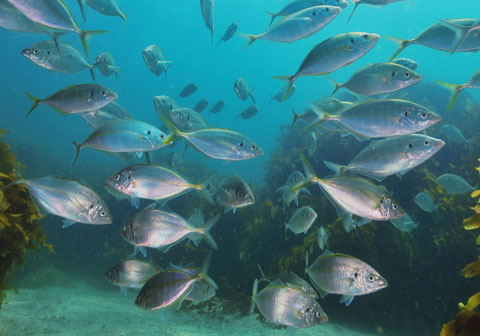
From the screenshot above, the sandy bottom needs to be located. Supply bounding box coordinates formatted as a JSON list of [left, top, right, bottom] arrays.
[[0, 284, 379, 336]]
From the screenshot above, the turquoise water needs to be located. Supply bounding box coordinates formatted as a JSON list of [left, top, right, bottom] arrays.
[[1, 1, 480, 335]]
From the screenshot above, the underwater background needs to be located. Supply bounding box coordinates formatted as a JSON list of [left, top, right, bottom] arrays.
[[1, 0, 480, 335]]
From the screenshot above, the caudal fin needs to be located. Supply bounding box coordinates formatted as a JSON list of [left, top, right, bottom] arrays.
[[158, 115, 183, 145], [201, 215, 219, 250], [71, 141, 83, 168], [241, 33, 258, 49], [272, 75, 296, 101], [323, 160, 346, 175], [200, 253, 218, 290], [385, 36, 414, 62], [257, 265, 268, 283], [291, 108, 300, 129], [327, 78, 342, 97], [25, 93, 41, 118], [435, 80, 464, 110], [249, 279, 258, 314], [196, 172, 216, 204], [347, 0, 360, 24], [79, 30, 109, 57]]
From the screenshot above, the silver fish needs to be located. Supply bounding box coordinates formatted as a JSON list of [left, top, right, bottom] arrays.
[[440, 124, 469, 145], [329, 62, 421, 97], [348, 0, 404, 23], [274, 32, 380, 100], [276, 171, 311, 212], [184, 281, 216, 306], [257, 265, 318, 299], [236, 105, 259, 120], [169, 107, 208, 131], [22, 40, 95, 80], [436, 69, 480, 110], [142, 45, 173, 78], [95, 51, 119, 78], [200, 0, 214, 45], [209, 99, 225, 114], [81, 110, 129, 129], [317, 226, 329, 250], [217, 22, 237, 46], [270, 85, 296, 104], [436, 174, 475, 195], [102, 101, 131, 119], [437, 18, 480, 54], [105, 260, 159, 289], [307, 130, 317, 159], [179, 83, 198, 98], [250, 279, 328, 327], [217, 175, 255, 213], [234, 77, 256, 104], [153, 95, 180, 118], [25, 84, 117, 118], [285, 206, 317, 235], [306, 250, 387, 306], [105, 164, 214, 208], [244, 6, 341, 47], [390, 213, 418, 233], [71, 119, 167, 167], [9, 177, 111, 227], [323, 135, 445, 181], [392, 58, 418, 71], [268, 0, 349, 26], [414, 192, 438, 213], [78, 0, 127, 22], [192, 98, 209, 113]]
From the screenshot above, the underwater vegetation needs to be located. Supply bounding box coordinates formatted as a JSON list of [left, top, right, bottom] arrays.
[[0, 130, 52, 309]]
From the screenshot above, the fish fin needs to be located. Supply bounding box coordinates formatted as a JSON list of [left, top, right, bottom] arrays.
[[88, 65, 96, 81], [216, 35, 224, 47], [130, 197, 140, 209], [240, 33, 258, 49], [77, 0, 87, 21], [257, 265, 268, 283], [323, 160, 346, 175], [340, 295, 355, 306], [200, 253, 218, 290], [385, 36, 414, 62], [135, 151, 143, 158], [327, 78, 342, 96], [119, 287, 128, 296], [50, 32, 65, 53], [294, 198, 299, 206], [299, 188, 311, 197], [290, 108, 300, 129], [70, 141, 83, 168], [304, 250, 310, 275], [197, 173, 217, 204], [136, 246, 147, 258], [347, 0, 360, 23], [320, 249, 334, 258], [437, 18, 468, 54], [25, 92, 42, 118], [249, 90, 256, 104], [307, 102, 333, 128], [78, 30, 109, 57], [434, 80, 463, 110], [299, 154, 317, 185], [232, 207, 237, 214], [158, 115, 183, 145], [250, 279, 258, 314], [28, 191, 51, 215], [201, 215, 220, 250], [272, 76, 296, 101], [61, 219, 76, 228], [356, 217, 371, 227], [266, 11, 277, 26]]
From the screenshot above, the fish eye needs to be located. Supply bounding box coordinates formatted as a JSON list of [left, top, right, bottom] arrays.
[[147, 130, 151, 135], [316, 312, 321, 318], [421, 112, 427, 119], [313, 10, 317, 15], [89, 204, 94, 209], [160, 134, 165, 139], [424, 140, 430, 146], [251, 144, 256, 150], [114, 174, 121, 181], [46, 50, 50, 55], [404, 111, 409, 117], [96, 57, 101, 63], [404, 72, 410, 77], [100, 211, 107, 217], [392, 203, 398, 210], [350, 38, 355, 43], [90, 91, 95, 97], [362, 34, 369, 39], [354, 272, 359, 278], [33, 49, 38, 54], [408, 143, 413, 148], [368, 274, 376, 282], [239, 141, 244, 147], [391, 72, 395, 77], [101, 90, 107, 97]]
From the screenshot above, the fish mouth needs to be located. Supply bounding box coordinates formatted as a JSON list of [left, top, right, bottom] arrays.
[[435, 140, 446, 149], [378, 277, 388, 288]]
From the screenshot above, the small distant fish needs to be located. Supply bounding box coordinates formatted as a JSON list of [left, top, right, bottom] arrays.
[[153, 95, 179, 117], [267, 0, 349, 26], [273, 32, 380, 100], [184, 281, 216, 306], [329, 62, 421, 97], [142, 45, 173, 78], [95, 52, 119, 78], [307, 131, 317, 159], [285, 206, 317, 235], [217, 175, 255, 213], [209, 99, 225, 114], [347, 0, 405, 24], [276, 171, 311, 212], [414, 192, 438, 213], [234, 77, 256, 104], [81, 109, 131, 129], [390, 213, 418, 233], [8, 177, 111, 228], [436, 174, 475, 195], [257, 265, 318, 299], [250, 279, 328, 327], [192, 98, 209, 113], [25, 84, 117, 118], [436, 69, 480, 110], [317, 226, 329, 250], [102, 101, 131, 119], [236, 105, 259, 120], [244, 6, 341, 48], [270, 85, 296, 104], [440, 124, 469, 144], [105, 260, 159, 289], [305, 250, 387, 306], [169, 107, 208, 131], [291, 108, 323, 129], [200, 0, 214, 45], [217, 22, 238, 46], [22, 40, 96, 80], [179, 83, 198, 97], [392, 58, 418, 70], [78, 0, 127, 22]]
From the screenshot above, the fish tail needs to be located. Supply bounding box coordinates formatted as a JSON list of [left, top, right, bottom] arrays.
[[249, 279, 258, 314], [257, 265, 267, 283], [241, 33, 258, 49], [266, 11, 276, 26], [290, 108, 300, 129], [71, 141, 82, 168], [249, 89, 256, 105], [435, 80, 464, 110], [79, 30, 109, 57], [323, 160, 346, 175], [88, 65, 96, 81], [0, 178, 23, 192], [437, 18, 467, 54], [122, 13, 129, 23], [327, 77, 342, 97], [347, 0, 360, 24], [158, 115, 183, 145], [305, 250, 310, 275], [200, 253, 218, 290], [201, 215, 219, 250], [216, 36, 223, 47], [291, 154, 318, 192], [25, 92, 41, 118], [308, 102, 332, 128], [272, 75, 296, 101], [385, 36, 414, 62], [197, 172, 216, 204], [77, 0, 87, 21]]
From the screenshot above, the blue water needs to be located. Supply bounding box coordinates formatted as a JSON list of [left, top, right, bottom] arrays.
[[1, 1, 480, 335]]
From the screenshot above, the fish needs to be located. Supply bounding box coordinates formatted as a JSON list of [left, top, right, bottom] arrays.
[[294, 155, 405, 230], [192, 98, 209, 113], [101, 101, 131, 119], [25, 84, 117, 118], [257, 265, 318, 299], [436, 69, 480, 110], [236, 105, 259, 120], [22, 40, 96, 80], [437, 18, 480, 54], [142, 45, 173, 78], [276, 171, 311, 212], [387, 19, 480, 61], [323, 134, 445, 181], [270, 85, 296, 104], [184, 281, 216, 306], [285, 206, 317, 235], [179, 83, 198, 97], [390, 213, 418, 233], [200, 0, 214, 45], [160, 115, 263, 161], [122, 207, 219, 256], [291, 107, 324, 129], [8, 0, 107, 56], [392, 58, 418, 71], [329, 62, 421, 97], [153, 95, 180, 118], [135, 253, 217, 310], [77, 0, 127, 22], [209, 99, 225, 115], [436, 174, 475, 195], [217, 22, 237, 46], [250, 279, 328, 327], [414, 192, 438, 213], [7, 177, 111, 228], [267, 0, 349, 26], [105, 164, 214, 208], [71, 119, 167, 167], [317, 226, 329, 250], [440, 124, 472, 147], [307, 130, 317, 159], [310, 99, 441, 141], [217, 175, 255, 213], [305, 250, 388, 306], [347, 0, 405, 24], [273, 32, 380, 100], [95, 52, 119, 78], [80, 109, 131, 129], [169, 107, 208, 132], [244, 6, 341, 48], [234, 77, 256, 104], [104, 260, 159, 289]]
